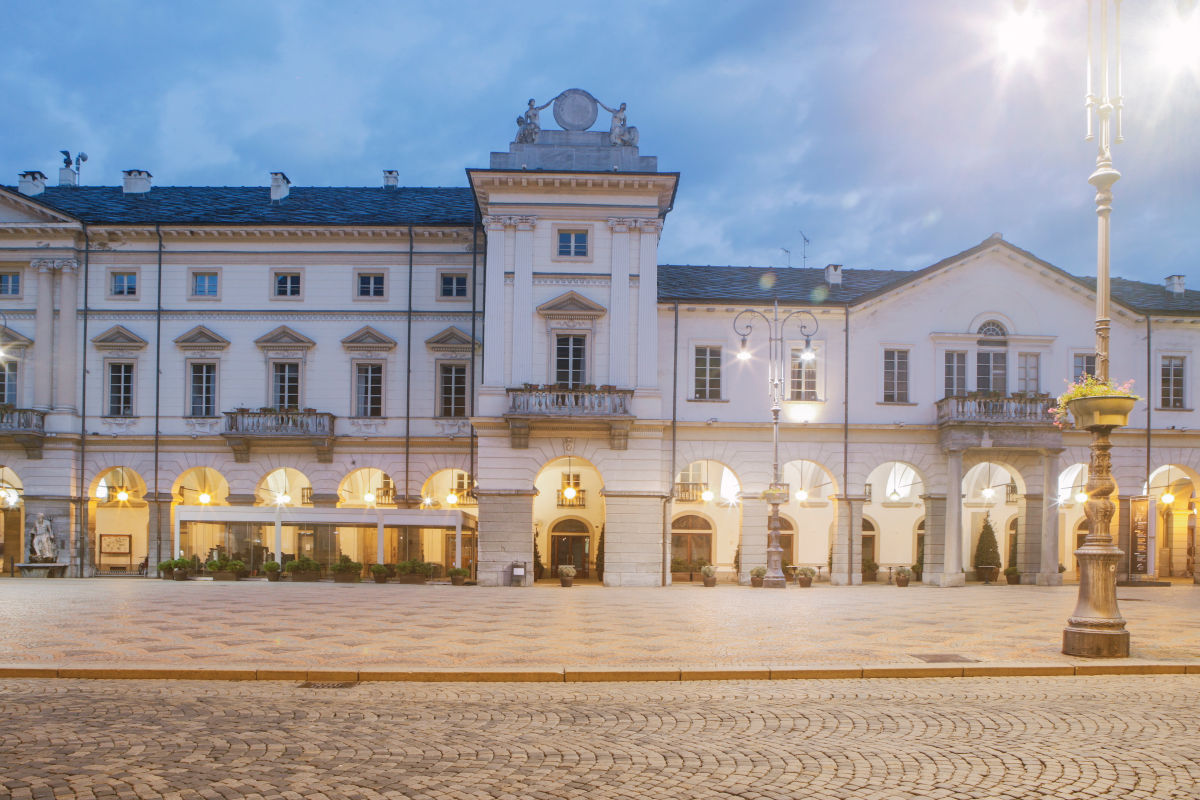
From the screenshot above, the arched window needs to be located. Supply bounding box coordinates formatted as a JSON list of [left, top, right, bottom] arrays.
[[671, 514, 713, 571], [978, 319, 1007, 337], [551, 518, 589, 534]]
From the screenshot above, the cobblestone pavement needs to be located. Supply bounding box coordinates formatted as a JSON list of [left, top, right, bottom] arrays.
[[2, 675, 1199, 799], [1, 579, 1198, 670]]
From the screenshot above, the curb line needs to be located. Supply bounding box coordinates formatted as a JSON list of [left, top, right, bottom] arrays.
[[2, 663, 1198, 683]]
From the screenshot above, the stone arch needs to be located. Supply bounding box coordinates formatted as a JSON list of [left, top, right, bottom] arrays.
[[88, 466, 150, 574], [0, 466, 25, 572], [534, 454, 605, 581], [255, 467, 312, 506], [171, 466, 230, 505], [862, 461, 925, 571], [338, 467, 398, 508]]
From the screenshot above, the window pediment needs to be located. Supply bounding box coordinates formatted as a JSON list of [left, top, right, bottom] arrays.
[[255, 325, 315, 352], [174, 325, 230, 351], [0, 325, 33, 350], [92, 325, 148, 351], [536, 291, 606, 321], [425, 326, 477, 354], [342, 325, 396, 353]]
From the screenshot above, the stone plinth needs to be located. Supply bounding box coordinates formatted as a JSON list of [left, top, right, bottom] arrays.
[[17, 563, 69, 578]]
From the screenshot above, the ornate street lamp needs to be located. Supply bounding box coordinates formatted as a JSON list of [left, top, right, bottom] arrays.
[[733, 300, 818, 588]]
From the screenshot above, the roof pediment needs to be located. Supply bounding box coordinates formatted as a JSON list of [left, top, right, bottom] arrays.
[[92, 325, 148, 351], [342, 326, 397, 353], [173, 325, 230, 350], [0, 187, 79, 225], [425, 326, 478, 353], [255, 325, 315, 350], [536, 291, 606, 319]]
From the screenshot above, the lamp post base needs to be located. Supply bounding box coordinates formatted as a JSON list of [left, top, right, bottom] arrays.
[[1063, 627, 1130, 658]]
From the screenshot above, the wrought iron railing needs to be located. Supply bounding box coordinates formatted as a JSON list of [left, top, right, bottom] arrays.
[[935, 395, 1056, 426], [224, 409, 335, 437], [673, 482, 706, 502], [0, 408, 45, 434], [507, 387, 633, 416], [557, 489, 587, 508]]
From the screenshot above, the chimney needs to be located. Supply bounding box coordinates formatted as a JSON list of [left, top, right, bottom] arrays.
[[383, 170, 399, 189], [270, 172, 291, 202], [17, 171, 47, 196], [59, 167, 78, 187], [1166, 274, 1186, 295], [122, 169, 152, 194], [824, 263, 843, 285]]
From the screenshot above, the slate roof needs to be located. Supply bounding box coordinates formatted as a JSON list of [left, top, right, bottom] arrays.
[[3, 185, 475, 226]]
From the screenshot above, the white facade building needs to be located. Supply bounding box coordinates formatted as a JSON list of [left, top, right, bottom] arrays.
[[1, 90, 1197, 586]]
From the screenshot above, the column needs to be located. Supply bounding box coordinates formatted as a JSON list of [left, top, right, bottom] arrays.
[[830, 494, 864, 586], [1019, 493, 1043, 584], [475, 489, 535, 586], [928, 450, 965, 587], [602, 490, 665, 587], [636, 220, 661, 388], [510, 216, 536, 385], [146, 491, 172, 570], [921, 494, 947, 579], [481, 216, 508, 387], [1038, 450, 1063, 585], [607, 218, 631, 387], [32, 259, 56, 410], [53, 258, 80, 411], [739, 495, 768, 584]]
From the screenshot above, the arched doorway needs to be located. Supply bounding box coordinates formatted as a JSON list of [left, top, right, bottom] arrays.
[[549, 517, 592, 578], [962, 461, 1021, 579], [671, 513, 714, 580], [863, 461, 924, 570], [534, 456, 605, 583], [1148, 464, 1197, 577], [255, 468, 324, 568], [89, 467, 149, 574], [781, 459, 838, 568], [172, 467, 231, 567], [670, 459, 741, 574], [0, 467, 24, 575]]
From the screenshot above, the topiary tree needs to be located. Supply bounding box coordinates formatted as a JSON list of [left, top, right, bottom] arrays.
[[533, 530, 545, 579], [595, 525, 605, 581], [974, 514, 1001, 569], [1008, 521, 1019, 570]]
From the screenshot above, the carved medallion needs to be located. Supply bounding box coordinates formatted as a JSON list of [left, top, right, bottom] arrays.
[[553, 89, 598, 131]]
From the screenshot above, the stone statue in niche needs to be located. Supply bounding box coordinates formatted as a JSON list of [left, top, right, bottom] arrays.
[[516, 98, 552, 144], [599, 100, 638, 147], [30, 512, 58, 562]]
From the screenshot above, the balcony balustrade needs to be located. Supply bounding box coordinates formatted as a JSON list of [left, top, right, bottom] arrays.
[[673, 482, 706, 502], [0, 407, 47, 459], [557, 489, 587, 508], [936, 394, 1056, 426], [504, 386, 635, 450], [222, 408, 336, 463]]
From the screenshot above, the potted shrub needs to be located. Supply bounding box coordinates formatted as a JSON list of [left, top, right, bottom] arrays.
[[750, 566, 767, 587], [171, 557, 191, 580], [448, 567, 469, 586], [157, 559, 175, 580], [370, 564, 390, 584], [558, 564, 576, 587], [284, 556, 321, 581], [974, 514, 1001, 584], [263, 561, 282, 582], [700, 564, 717, 587], [1051, 375, 1139, 429], [862, 558, 879, 583], [671, 557, 691, 583], [796, 566, 816, 588], [1004, 565, 1021, 585], [331, 555, 363, 583], [895, 566, 912, 587], [206, 557, 243, 581]]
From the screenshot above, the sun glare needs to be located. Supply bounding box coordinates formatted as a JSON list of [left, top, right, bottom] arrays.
[[1151, 10, 1200, 77], [996, 7, 1046, 63]]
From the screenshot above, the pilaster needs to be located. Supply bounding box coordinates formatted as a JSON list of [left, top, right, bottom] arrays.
[[739, 495, 768, 584], [1037, 449, 1063, 585], [830, 494, 864, 586], [510, 216, 536, 385], [601, 490, 665, 587], [607, 218, 632, 387], [476, 489, 536, 586], [481, 216, 508, 387], [32, 259, 57, 410], [53, 258, 80, 411], [921, 494, 947, 577], [927, 450, 965, 587], [635, 220, 661, 388], [1018, 493, 1043, 583]]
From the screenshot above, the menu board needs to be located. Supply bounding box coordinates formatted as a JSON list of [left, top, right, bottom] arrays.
[[1129, 496, 1149, 575]]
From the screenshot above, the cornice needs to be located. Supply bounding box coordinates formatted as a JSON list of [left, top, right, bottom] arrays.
[[81, 309, 484, 322]]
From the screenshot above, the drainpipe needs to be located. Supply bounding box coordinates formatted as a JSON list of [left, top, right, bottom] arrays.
[[75, 224, 91, 577], [404, 225, 414, 508], [842, 303, 851, 584], [1142, 313, 1151, 577], [469, 209, 479, 484], [663, 301, 679, 586], [152, 225, 164, 573]]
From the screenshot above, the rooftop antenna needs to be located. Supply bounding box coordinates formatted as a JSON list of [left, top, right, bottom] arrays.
[[781, 247, 791, 268], [798, 231, 811, 269], [60, 150, 88, 184]]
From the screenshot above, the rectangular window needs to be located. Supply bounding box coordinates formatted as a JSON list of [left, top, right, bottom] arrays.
[[107, 363, 134, 416], [274, 272, 301, 297], [354, 363, 383, 417], [439, 363, 467, 418], [439, 273, 468, 298], [357, 273, 385, 298], [557, 230, 588, 257], [944, 351, 967, 397], [0, 361, 16, 405], [555, 335, 586, 387], [976, 351, 1007, 393], [1073, 353, 1097, 382], [272, 362, 300, 409], [1161, 356, 1186, 409], [1017, 353, 1040, 395], [188, 363, 216, 417], [111, 272, 137, 297], [694, 346, 722, 400], [191, 272, 218, 297], [789, 349, 818, 401], [0, 273, 20, 296], [883, 349, 909, 403]]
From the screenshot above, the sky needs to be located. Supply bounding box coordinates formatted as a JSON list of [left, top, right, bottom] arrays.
[[3, 0, 1197, 283]]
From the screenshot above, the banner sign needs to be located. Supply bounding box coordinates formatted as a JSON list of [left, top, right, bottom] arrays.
[[1130, 496, 1149, 575]]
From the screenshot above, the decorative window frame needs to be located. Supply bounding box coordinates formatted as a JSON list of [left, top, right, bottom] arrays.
[[435, 358, 470, 418], [267, 359, 304, 410], [689, 341, 725, 402], [184, 359, 220, 418], [1156, 350, 1191, 411], [551, 223, 594, 264], [269, 268, 305, 301], [785, 338, 825, 403], [0, 267, 24, 300], [879, 344, 914, 405], [187, 267, 222, 301], [255, 325, 315, 408], [350, 359, 386, 418], [435, 269, 472, 302], [103, 359, 137, 417], [106, 267, 141, 300], [353, 269, 388, 302]]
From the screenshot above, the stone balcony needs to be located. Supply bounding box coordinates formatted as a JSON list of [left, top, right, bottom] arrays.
[[504, 386, 635, 449], [0, 407, 47, 459], [221, 409, 336, 463], [935, 394, 1061, 450]]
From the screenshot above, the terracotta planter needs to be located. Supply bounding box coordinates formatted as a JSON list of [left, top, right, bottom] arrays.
[[372, 574, 389, 584], [332, 573, 360, 583], [265, 572, 281, 582], [172, 570, 189, 581], [396, 574, 426, 584], [751, 576, 764, 587], [896, 575, 910, 587], [212, 571, 240, 581], [1005, 572, 1021, 585], [451, 575, 466, 586], [289, 572, 320, 582], [702, 575, 717, 587], [977, 565, 1000, 584], [797, 575, 813, 587], [560, 576, 574, 587], [1067, 395, 1136, 430], [161, 569, 174, 580]]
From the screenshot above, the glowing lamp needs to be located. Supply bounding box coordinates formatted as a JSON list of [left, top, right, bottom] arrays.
[[794, 488, 808, 502], [364, 491, 375, 503], [981, 487, 995, 500], [562, 486, 577, 500], [277, 493, 290, 505], [446, 492, 459, 506], [116, 490, 130, 502], [1074, 491, 1088, 504], [1161, 492, 1176, 505], [889, 491, 901, 502], [800, 336, 815, 362], [736, 337, 751, 361], [96, 485, 108, 500], [198, 492, 211, 505], [701, 489, 715, 502]]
